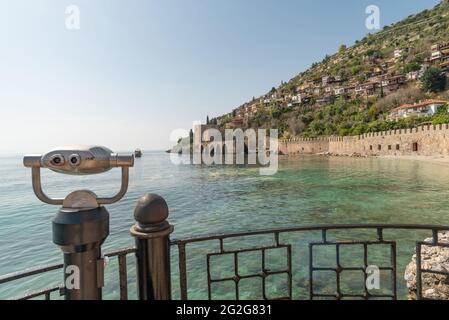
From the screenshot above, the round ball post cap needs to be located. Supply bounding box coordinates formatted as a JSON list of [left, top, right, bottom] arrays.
[[134, 194, 169, 226]]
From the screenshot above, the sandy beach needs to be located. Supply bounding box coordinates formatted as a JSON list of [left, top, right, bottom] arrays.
[[379, 155, 449, 167]]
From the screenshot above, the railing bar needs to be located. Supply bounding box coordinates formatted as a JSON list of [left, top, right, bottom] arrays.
[[377, 228, 383, 242], [312, 240, 396, 246], [336, 243, 341, 267], [363, 243, 368, 299], [170, 224, 449, 245], [230, 274, 262, 281], [14, 285, 62, 300], [1, 247, 136, 286], [432, 229, 439, 245], [0, 263, 63, 284], [104, 247, 136, 257], [421, 241, 449, 248], [262, 249, 267, 300], [312, 267, 339, 271], [234, 252, 239, 300], [209, 276, 238, 283], [212, 271, 289, 281], [391, 242, 397, 300], [310, 295, 394, 300], [208, 245, 285, 255], [287, 245, 292, 300], [363, 242, 368, 268], [264, 270, 290, 276], [341, 294, 395, 298], [269, 296, 290, 300], [118, 254, 128, 300], [207, 254, 212, 300], [336, 245, 341, 300], [416, 243, 422, 300], [309, 244, 313, 300], [210, 277, 242, 283], [219, 238, 224, 253], [178, 243, 188, 300], [311, 294, 337, 298], [420, 269, 449, 276]]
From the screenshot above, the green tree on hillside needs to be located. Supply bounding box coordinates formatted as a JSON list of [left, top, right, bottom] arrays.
[[432, 104, 449, 125], [421, 67, 447, 92], [403, 62, 421, 73]]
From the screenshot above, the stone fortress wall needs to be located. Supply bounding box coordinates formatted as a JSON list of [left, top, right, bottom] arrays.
[[279, 123, 449, 156], [278, 137, 330, 155]]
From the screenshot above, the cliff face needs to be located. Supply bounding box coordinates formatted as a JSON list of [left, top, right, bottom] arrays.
[[215, 2, 449, 139]]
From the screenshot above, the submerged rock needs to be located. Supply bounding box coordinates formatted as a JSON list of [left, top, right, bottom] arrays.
[[404, 232, 449, 300]]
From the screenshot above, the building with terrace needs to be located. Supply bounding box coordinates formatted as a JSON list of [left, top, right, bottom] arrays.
[[389, 100, 448, 119]]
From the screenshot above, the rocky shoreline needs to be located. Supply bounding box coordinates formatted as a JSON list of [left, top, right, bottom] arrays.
[[404, 232, 449, 300], [280, 152, 449, 166]]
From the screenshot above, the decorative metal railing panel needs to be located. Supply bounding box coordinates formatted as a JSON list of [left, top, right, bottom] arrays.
[[309, 240, 396, 300], [171, 224, 449, 300], [206, 242, 292, 300]]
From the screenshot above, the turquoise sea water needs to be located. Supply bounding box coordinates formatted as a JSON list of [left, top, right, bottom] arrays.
[[1, 152, 449, 299]]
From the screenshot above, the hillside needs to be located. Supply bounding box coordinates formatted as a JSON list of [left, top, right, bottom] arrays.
[[212, 1, 449, 139]]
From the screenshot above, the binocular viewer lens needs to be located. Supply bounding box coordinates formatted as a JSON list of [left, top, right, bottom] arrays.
[[50, 154, 64, 166], [69, 154, 81, 166]]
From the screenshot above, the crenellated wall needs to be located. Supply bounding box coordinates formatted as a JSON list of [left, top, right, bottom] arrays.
[[280, 124, 449, 156], [279, 137, 329, 155]]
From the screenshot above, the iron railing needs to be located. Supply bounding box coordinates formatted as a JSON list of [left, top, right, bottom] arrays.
[[1, 224, 449, 300], [0, 247, 136, 300], [171, 224, 449, 300]]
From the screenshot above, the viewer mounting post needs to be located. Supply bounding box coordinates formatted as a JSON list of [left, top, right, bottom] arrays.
[[23, 145, 134, 300], [131, 194, 174, 300]]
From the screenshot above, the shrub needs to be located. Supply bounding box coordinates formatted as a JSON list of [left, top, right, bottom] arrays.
[[421, 67, 447, 92], [432, 114, 449, 124], [432, 104, 449, 124], [404, 62, 421, 73]]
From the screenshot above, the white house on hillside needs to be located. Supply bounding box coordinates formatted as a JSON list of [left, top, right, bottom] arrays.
[[389, 100, 448, 119]]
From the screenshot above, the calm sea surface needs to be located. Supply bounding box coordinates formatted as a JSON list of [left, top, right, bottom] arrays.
[[1, 152, 449, 299]]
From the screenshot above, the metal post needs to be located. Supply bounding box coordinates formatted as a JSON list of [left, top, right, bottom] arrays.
[[53, 207, 109, 300], [130, 194, 174, 300]]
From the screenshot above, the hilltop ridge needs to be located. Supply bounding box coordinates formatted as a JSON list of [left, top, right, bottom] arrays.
[[212, 1, 449, 139]]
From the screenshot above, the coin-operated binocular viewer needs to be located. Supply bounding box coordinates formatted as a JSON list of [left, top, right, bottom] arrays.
[[24, 145, 134, 300]]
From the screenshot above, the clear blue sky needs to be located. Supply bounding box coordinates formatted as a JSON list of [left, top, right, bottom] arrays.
[[0, 0, 440, 154]]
